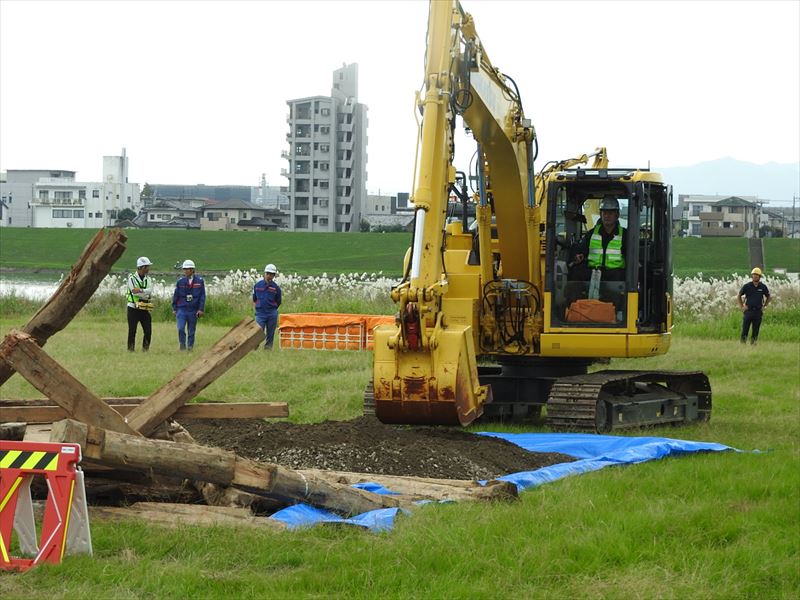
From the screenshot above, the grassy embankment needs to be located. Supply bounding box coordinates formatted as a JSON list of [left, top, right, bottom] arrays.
[[2, 228, 798, 277], [0, 228, 412, 276], [0, 316, 797, 598]]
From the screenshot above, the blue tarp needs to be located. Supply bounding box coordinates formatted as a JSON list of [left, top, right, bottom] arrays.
[[269, 432, 735, 532]]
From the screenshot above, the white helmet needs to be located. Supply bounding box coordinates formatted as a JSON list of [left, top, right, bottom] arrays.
[[181, 259, 196, 269], [264, 263, 277, 274], [136, 256, 152, 268]]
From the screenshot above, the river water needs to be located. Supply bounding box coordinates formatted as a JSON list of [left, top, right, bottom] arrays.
[[0, 275, 62, 300]]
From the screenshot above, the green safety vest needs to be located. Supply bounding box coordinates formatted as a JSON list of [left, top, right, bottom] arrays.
[[127, 273, 149, 304], [588, 223, 625, 269]]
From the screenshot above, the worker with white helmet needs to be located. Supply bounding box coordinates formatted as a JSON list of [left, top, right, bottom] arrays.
[[572, 195, 627, 282], [172, 259, 206, 351], [737, 267, 771, 345], [253, 263, 282, 350], [126, 256, 154, 352]]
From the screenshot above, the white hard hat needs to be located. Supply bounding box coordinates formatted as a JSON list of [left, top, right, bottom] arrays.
[[182, 259, 196, 269], [600, 196, 620, 211], [264, 263, 277, 274], [136, 256, 152, 268]]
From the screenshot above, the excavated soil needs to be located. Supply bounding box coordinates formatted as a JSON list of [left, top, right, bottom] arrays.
[[183, 416, 574, 481]]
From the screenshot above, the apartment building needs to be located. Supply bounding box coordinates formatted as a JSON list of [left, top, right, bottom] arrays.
[[0, 150, 141, 228], [283, 63, 367, 232]]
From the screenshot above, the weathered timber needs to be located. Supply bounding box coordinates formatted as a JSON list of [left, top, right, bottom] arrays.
[[0, 331, 139, 435], [125, 318, 266, 435], [299, 469, 518, 502], [89, 503, 286, 530], [51, 419, 412, 516], [2, 401, 289, 424], [0, 228, 127, 386]]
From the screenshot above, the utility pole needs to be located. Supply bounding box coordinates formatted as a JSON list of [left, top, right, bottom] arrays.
[[793, 195, 798, 239]]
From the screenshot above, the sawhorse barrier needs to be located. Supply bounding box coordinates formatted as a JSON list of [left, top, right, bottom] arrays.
[[0, 441, 92, 572]]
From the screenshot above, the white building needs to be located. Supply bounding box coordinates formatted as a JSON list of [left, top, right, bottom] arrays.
[[283, 63, 368, 232], [0, 149, 141, 228]]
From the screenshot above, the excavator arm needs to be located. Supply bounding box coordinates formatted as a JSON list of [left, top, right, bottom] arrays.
[[372, 0, 536, 425]]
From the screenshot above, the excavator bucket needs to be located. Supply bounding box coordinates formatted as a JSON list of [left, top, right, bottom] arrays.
[[371, 324, 491, 426]]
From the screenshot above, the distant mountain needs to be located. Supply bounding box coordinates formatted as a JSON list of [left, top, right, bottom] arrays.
[[656, 158, 799, 204]]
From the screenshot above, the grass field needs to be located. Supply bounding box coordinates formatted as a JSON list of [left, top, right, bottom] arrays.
[[0, 228, 412, 276], [1, 227, 797, 278], [0, 315, 798, 599], [764, 238, 800, 273]]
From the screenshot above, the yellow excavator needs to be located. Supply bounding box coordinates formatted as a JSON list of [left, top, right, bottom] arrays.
[[368, 0, 711, 431]]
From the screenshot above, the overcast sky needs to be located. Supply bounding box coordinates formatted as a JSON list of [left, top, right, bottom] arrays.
[[1, 0, 798, 194]]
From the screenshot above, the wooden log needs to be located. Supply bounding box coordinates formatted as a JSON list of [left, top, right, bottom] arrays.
[[51, 418, 411, 517], [0, 422, 26, 441], [88, 503, 286, 530], [1, 401, 289, 424], [125, 318, 266, 435], [299, 469, 518, 502], [0, 331, 139, 436], [0, 228, 127, 386]]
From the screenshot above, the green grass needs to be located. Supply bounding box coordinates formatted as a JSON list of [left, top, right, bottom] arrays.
[[764, 238, 800, 273], [675, 306, 800, 343], [3, 228, 797, 279], [0, 316, 798, 598], [672, 237, 750, 278], [0, 228, 412, 276]]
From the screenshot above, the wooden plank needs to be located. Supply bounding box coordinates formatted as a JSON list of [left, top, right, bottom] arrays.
[[0, 331, 140, 436], [88, 503, 287, 530], [1, 397, 148, 407], [0, 228, 127, 387], [2, 402, 289, 424], [51, 418, 412, 517], [23, 423, 52, 442], [125, 318, 266, 436], [298, 469, 518, 502]]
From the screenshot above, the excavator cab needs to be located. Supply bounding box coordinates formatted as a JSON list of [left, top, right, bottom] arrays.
[[545, 171, 672, 335]]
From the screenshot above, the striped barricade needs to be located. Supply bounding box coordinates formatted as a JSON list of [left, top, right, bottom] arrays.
[[0, 441, 92, 572]]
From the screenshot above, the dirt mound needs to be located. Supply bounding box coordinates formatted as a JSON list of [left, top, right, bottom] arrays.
[[183, 416, 574, 481]]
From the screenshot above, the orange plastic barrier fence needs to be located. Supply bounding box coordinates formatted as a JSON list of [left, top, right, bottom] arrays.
[[278, 313, 394, 351]]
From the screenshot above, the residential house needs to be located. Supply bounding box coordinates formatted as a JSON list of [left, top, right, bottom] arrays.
[[678, 194, 760, 238], [140, 200, 202, 229], [200, 199, 287, 231]]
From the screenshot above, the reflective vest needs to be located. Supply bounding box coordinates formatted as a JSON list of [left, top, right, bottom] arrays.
[[588, 223, 625, 269], [126, 272, 150, 306]]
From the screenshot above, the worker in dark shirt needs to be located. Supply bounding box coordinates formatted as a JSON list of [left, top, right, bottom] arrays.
[[737, 267, 771, 345]]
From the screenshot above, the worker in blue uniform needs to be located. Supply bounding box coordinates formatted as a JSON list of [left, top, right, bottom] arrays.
[[253, 263, 282, 350], [172, 259, 206, 351]]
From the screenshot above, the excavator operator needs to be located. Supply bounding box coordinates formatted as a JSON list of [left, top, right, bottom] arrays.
[[571, 196, 627, 282]]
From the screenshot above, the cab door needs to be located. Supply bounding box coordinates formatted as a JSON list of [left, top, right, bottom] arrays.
[[633, 182, 672, 331]]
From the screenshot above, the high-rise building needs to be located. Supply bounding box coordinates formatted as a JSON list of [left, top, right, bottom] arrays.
[[283, 63, 367, 232]]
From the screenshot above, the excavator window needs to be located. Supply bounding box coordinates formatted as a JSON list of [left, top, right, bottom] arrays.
[[548, 185, 631, 327]]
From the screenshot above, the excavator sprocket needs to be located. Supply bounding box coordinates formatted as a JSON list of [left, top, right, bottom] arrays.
[[545, 370, 712, 432]]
